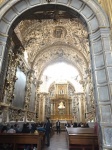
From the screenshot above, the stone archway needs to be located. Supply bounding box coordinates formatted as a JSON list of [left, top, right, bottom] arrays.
[[0, 0, 112, 149]]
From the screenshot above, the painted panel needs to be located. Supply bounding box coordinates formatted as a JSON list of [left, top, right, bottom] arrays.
[[81, 5, 93, 19], [4, 9, 17, 22], [95, 54, 104, 68], [14, 1, 28, 13], [13, 67, 26, 109], [92, 39, 102, 54], [96, 69, 107, 84], [98, 86, 109, 101], [70, 0, 83, 10], [29, 83, 36, 112], [101, 105, 112, 122]]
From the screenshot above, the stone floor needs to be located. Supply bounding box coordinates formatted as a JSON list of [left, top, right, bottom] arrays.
[[43, 132, 68, 150]]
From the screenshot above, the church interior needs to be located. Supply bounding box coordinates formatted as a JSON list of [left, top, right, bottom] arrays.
[[0, 0, 112, 150]]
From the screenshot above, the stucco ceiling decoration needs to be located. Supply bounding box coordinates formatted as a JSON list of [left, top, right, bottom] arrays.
[[33, 44, 88, 79], [17, 17, 90, 79]]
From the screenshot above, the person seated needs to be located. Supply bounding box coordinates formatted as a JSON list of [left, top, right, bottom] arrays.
[[84, 123, 89, 128], [30, 123, 36, 133], [0, 124, 3, 133], [1, 125, 7, 133], [73, 122, 77, 128], [81, 123, 84, 128], [14, 124, 21, 133], [21, 123, 31, 150], [7, 125, 16, 133], [70, 122, 73, 127], [65, 122, 70, 127], [77, 122, 81, 127], [22, 123, 30, 133], [37, 126, 46, 132]]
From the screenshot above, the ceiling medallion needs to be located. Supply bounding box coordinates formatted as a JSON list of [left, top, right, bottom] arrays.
[[53, 26, 67, 38]]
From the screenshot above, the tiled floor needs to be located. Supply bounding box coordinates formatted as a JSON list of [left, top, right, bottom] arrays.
[[43, 132, 68, 150]]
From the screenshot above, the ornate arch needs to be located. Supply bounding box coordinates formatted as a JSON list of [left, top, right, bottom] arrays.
[[0, 1, 112, 149]]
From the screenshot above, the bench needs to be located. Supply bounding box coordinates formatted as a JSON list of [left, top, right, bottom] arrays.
[[0, 133, 42, 150], [39, 132, 45, 148], [66, 127, 99, 150]]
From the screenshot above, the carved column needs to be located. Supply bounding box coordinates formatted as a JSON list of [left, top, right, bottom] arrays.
[[24, 70, 33, 110], [3, 49, 19, 105], [44, 93, 50, 120], [83, 69, 96, 122], [35, 80, 43, 122]]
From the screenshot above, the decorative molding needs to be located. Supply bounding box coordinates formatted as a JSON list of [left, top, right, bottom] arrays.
[[16, 18, 89, 79], [27, 111, 36, 122], [9, 108, 25, 122]]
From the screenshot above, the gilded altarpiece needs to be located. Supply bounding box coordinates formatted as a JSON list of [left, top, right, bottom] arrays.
[[50, 83, 72, 121]]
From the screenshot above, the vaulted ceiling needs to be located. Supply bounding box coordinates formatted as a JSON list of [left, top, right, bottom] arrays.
[[15, 6, 90, 81]]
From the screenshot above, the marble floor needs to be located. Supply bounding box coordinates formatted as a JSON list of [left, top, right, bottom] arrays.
[[43, 132, 68, 150]]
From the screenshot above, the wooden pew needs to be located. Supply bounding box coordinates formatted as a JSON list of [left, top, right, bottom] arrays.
[[0, 133, 42, 150], [39, 131, 45, 148], [66, 127, 99, 150]]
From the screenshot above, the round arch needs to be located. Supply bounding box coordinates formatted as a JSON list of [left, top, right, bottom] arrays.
[[37, 56, 83, 81], [48, 80, 76, 93], [32, 43, 88, 67], [0, 0, 112, 149]]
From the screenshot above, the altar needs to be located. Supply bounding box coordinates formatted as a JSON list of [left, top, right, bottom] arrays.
[[50, 83, 73, 122]]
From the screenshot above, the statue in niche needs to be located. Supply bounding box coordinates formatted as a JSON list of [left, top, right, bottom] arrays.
[[58, 101, 65, 115], [58, 101, 65, 109]]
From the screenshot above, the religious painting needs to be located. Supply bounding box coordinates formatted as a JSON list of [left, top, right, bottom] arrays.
[[13, 67, 26, 108]]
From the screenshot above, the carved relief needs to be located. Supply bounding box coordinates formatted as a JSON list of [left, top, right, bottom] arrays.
[[9, 108, 25, 121], [3, 48, 19, 105], [53, 26, 67, 38], [33, 45, 87, 80], [27, 111, 36, 122], [16, 18, 89, 79], [83, 69, 96, 121]]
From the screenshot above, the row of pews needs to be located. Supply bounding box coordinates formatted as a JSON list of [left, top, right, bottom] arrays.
[[0, 132, 45, 150], [66, 127, 99, 150], [0, 127, 99, 150]]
